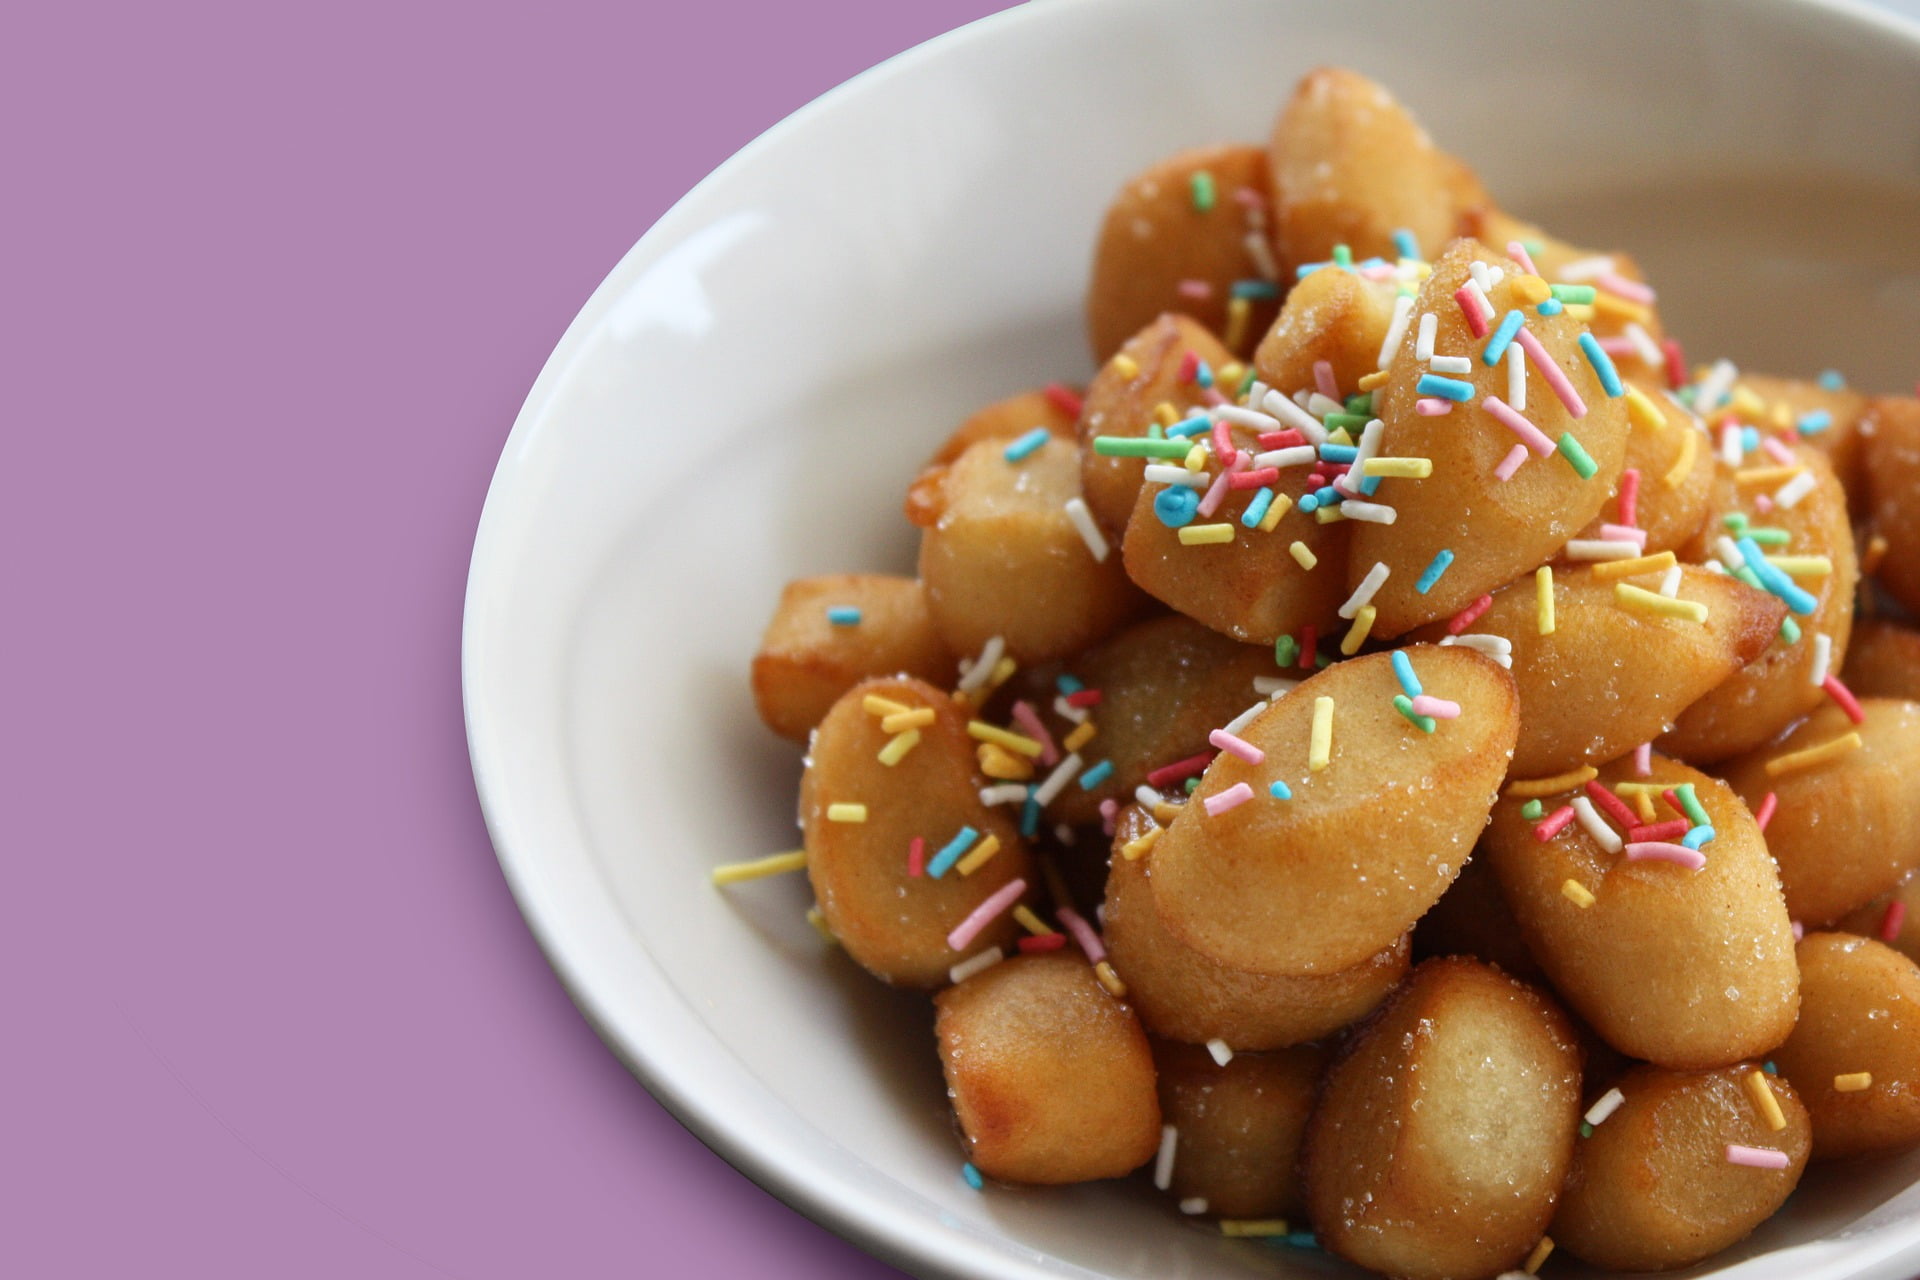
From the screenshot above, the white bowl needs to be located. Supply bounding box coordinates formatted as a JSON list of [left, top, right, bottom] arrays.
[[463, 1, 1920, 1276]]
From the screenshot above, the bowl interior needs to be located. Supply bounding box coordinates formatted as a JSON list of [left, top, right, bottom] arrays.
[[464, 2, 1920, 1277]]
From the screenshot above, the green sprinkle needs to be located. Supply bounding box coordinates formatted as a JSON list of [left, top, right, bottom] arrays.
[[1190, 170, 1216, 212], [1746, 526, 1792, 546], [1722, 512, 1750, 532], [1275, 635, 1299, 667], [1557, 432, 1598, 479], [1184, 776, 1200, 795], [1237, 366, 1258, 397], [1092, 435, 1190, 458], [1331, 243, 1353, 268], [1579, 1122, 1594, 1138], [1551, 284, 1598, 304], [1522, 799, 1545, 820], [1733, 565, 1766, 591], [1316, 650, 1332, 669], [1393, 694, 1437, 733], [1675, 782, 1710, 827], [1522, 238, 1546, 255], [1324, 412, 1371, 434], [1780, 616, 1802, 645], [1345, 394, 1373, 415]]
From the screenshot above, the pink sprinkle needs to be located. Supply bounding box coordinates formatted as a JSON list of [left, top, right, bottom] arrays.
[[1601, 523, 1648, 550], [1204, 782, 1256, 816], [1357, 263, 1398, 281], [1633, 742, 1653, 776], [1448, 595, 1495, 635], [1483, 394, 1556, 456], [1228, 466, 1280, 490], [1824, 676, 1866, 724], [1212, 419, 1239, 467], [1662, 337, 1688, 391], [1515, 328, 1588, 418], [1234, 185, 1266, 210], [1755, 790, 1778, 832], [1792, 920, 1805, 941], [1099, 797, 1119, 836], [1410, 695, 1460, 719], [1314, 359, 1340, 400], [1598, 336, 1638, 357], [947, 879, 1027, 951], [1177, 278, 1213, 300], [1625, 842, 1707, 870], [1535, 805, 1577, 841], [1044, 383, 1084, 418], [1259, 428, 1307, 449], [1055, 906, 1106, 963], [1417, 397, 1454, 416], [1208, 729, 1265, 764], [1010, 700, 1058, 765], [1200, 387, 1229, 407], [1725, 1144, 1791, 1170], [1629, 819, 1691, 843], [1196, 460, 1236, 518], [1178, 351, 1199, 383], [1883, 900, 1908, 943], [908, 836, 926, 877], [1586, 780, 1640, 831], [1597, 271, 1656, 304], [1762, 435, 1797, 465], [1754, 492, 1775, 514], [1494, 442, 1529, 481], [1454, 283, 1491, 337], [1506, 239, 1540, 277], [1619, 469, 1641, 527]]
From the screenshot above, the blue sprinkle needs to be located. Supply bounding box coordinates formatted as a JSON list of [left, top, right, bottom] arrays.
[[1195, 360, 1215, 389], [1269, 779, 1293, 800], [1167, 414, 1211, 438], [1390, 649, 1423, 698], [1392, 228, 1419, 259], [1537, 297, 1565, 316], [961, 1162, 984, 1190], [1295, 261, 1328, 278], [1314, 485, 1341, 506], [1078, 760, 1114, 790], [1002, 426, 1051, 462], [1682, 825, 1716, 850], [826, 606, 862, 626], [1154, 485, 1200, 528], [926, 826, 979, 879], [1818, 369, 1846, 391], [1231, 278, 1280, 300], [1577, 332, 1624, 397], [1738, 536, 1818, 615], [1764, 1060, 1779, 1075], [1020, 789, 1040, 838], [1416, 373, 1475, 402], [1740, 425, 1761, 454], [1797, 409, 1833, 436], [1241, 487, 1275, 528], [1299, 492, 1320, 513], [1415, 549, 1455, 596], [1277, 1231, 1319, 1251], [1359, 474, 1382, 497], [1319, 443, 1358, 463], [1055, 674, 1084, 695], [1482, 310, 1526, 366]]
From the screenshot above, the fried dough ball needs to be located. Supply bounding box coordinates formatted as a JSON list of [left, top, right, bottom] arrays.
[[1772, 934, 1920, 1160], [904, 387, 1079, 526], [752, 575, 956, 741], [1842, 618, 1920, 703], [1151, 1039, 1325, 1220], [1863, 395, 1920, 617]]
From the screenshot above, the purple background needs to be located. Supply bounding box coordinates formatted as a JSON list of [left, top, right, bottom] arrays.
[[7, 2, 1011, 1276]]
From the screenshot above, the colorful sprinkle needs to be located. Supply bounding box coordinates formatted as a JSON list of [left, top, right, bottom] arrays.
[[947, 878, 1026, 951], [1078, 759, 1115, 790], [1515, 328, 1587, 417], [1836, 1072, 1875, 1093], [1562, 879, 1596, 908], [1725, 1144, 1791, 1170], [710, 850, 807, 886], [1180, 522, 1235, 546], [1309, 696, 1334, 772], [1536, 565, 1556, 635], [1417, 372, 1475, 402], [1615, 582, 1708, 623], [1766, 732, 1862, 777], [1393, 694, 1436, 733], [1625, 842, 1707, 870], [1003, 426, 1051, 462], [927, 826, 981, 878], [826, 803, 868, 824], [1557, 431, 1599, 478], [1268, 779, 1293, 800], [1205, 782, 1255, 816]]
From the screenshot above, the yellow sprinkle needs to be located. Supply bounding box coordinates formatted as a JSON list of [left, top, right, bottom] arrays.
[[1062, 720, 1098, 753], [1863, 533, 1890, 576], [1512, 274, 1551, 304], [1735, 464, 1806, 486], [1747, 1070, 1788, 1130], [1340, 604, 1376, 656], [956, 834, 1002, 876], [1561, 879, 1596, 908], [1012, 905, 1056, 936], [1765, 555, 1832, 578], [1289, 540, 1318, 570], [1357, 370, 1391, 391], [1112, 353, 1140, 379], [1151, 801, 1185, 825], [878, 728, 921, 766], [1309, 696, 1334, 772], [1730, 384, 1767, 418], [1536, 565, 1556, 635], [805, 905, 837, 944], [862, 694, 911, 717], [1592, 550, 1678, 580], [1664, 429, 1699, 489], [1094, 960, 1128, 997], [1225, 295, 1252, 351], [1524, 1236, 1555, 1275], [1633, 789, 1657, 821], [1507, 765, 1600, 799], [1616, 582, 1709, 623], [1259, 494, 1290, 532], [1362, 456, 1433, 478], [1313, 505, 1345, 524], [711, 850, 807, 885], [1220, 1219, 1290, 1238], [1610, 781, 1670, 794], [977, 743, 1034, 780], [1185, 443, 1208, 472], [1770, 402, 1794, 430], [1593, 291, 1652, 325], [1328, 426, 1354, 447], [1766, 731, 1863, 778], [1564, 303, 1596, 323], [968, 721, 1044, 758], [825, 803, 867, 824], [1120, 825, 1162, 861], [1218, 361, 1245, 388], [987, 655, 1017, 691], [1180, 523, 1235, 546], [1835, 1071, 1875, 1093], [1624, 384, 1665, 432], [950, 688, 972, 710], [881, 707, 935, 733], [1153, 400, 1180, 427]]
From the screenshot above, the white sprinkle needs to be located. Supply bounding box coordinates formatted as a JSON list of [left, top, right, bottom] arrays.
[[1253, 446, 1318, 469], [1469, 259, 1495, 293], [1033, 752, 1084, 807], [1775, 470, 1817, 509], [1340, 561, 1391, 618], [1253, 675, 1298, 697], [956, 636, 1005, 693], [1442, 633, 1514, 667], [1558, 254, 1617, 282], [1222, 700, 1268, 736], [1624, 322, 1663, 368], [1213, 404, 1281, 432], [1585, 1086, 1627, 1126], [1243, 232, 1279, 281], [1565, 539, 1640, 561], [1154, 1125, 1179, 1190], [1715, 535, 1747, 573], [1179, 1198, 1209, 1216], [1244, 379, 1270, 407], [1507, 341, 1527, 411], [1698, 358, 1739, 415], [949, 947, 1004, 984], [1720, 421, 1744, 468], [1134, 784, 1164, 810], [1463, 278, 1495, 324], [1339, 501, 1398, 524], [1206, 1038, 1235, 1066], [1811, 632, 1833, 685], [1571, 795, 1624, 853], [1052, 696, 1089, 725], [1143, 464, 1208, 488], [979, 784, 1030, 806], [1416, 311, 1438, 361], [1261, 389, 1326, 441], [1306, 392, 1344, 419], [1659, 565, 1683, 597], [1337, 418, 1386, 496], [1429, 354, 1473, 375], [1063, 497, 1109, 563], [1378, 294, 1415, 369]]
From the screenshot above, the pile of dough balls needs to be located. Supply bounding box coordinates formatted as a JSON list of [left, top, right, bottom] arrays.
[[734, 66, 1920, 1280]]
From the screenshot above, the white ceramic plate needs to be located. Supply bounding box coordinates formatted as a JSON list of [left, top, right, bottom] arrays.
[[463, 2, 1920, 1276]]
